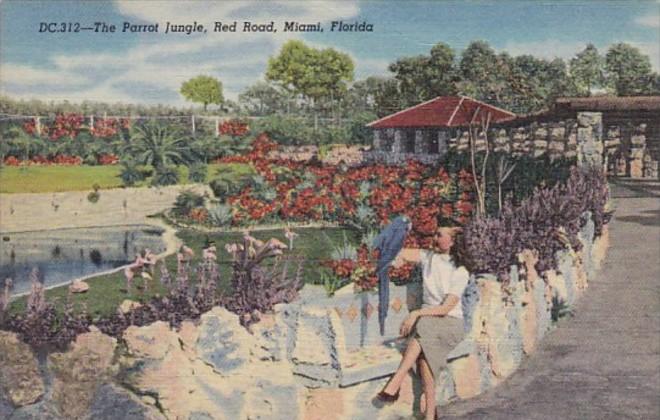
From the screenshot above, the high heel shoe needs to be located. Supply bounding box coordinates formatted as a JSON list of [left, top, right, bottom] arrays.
[[376, 389, 400, 403]]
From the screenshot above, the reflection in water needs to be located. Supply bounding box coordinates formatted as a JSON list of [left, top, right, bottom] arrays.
[[0, 225, 165, 295], [89, 249, 103, 267], [52, 245, 62, 258]]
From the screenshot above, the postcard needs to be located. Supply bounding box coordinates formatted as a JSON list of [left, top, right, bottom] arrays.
[[0, 1, 658, 419]]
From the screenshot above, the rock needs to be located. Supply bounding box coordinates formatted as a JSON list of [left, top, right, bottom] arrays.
[[69, 280, 89, 293], [0, 394, 14, 420], [250, 312, 288, 362], [47, 329, 118, 419], [630, 158, 644, 178], [89, 384, 165, 420], [467, 277, 521, 383], [449, 353, 482, 399], [290, 308, 339, 387], [241, 378, 300, 420], [119, 299, 142, 314], [461, 276, 480, 333], [8, 402, 62, 420], [578, 212, 596, 280], [0, 331, 45, 407], [120, 308, 301, 420], [435, 368, 457, 406], [518, 250, 540, 355], [196, 306, 259, 374], [121, 319, 246, 419], [592, 224, 610, 271], [301, 388, 345, 420]]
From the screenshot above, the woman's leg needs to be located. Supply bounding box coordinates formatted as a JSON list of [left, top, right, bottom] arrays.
[[418, 355, 436, 420], [382, 338, 422, 395]]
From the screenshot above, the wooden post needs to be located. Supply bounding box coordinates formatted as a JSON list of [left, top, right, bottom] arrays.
[[191, 115, 196, 134], [90, 115, 94, 129], [215, 117, 220, 137], [35, 117, 41, 136]]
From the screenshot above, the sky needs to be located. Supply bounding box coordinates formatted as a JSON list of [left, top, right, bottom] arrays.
[[0, 0, 658, 106]]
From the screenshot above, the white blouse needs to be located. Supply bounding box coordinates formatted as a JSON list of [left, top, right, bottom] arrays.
[[419, 250, 469, 319]]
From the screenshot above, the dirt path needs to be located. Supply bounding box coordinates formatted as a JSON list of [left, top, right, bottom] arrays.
[[0, 184, 210, 233], [438, 180, 660, 419]]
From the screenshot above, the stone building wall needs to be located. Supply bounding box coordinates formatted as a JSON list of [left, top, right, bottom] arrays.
[[369, 112, 658, 179], [603, 121, 660, 179]]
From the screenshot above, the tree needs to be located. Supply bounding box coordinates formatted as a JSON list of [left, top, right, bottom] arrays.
[[239, 81, 291, 115], [458, 41, 511, 107], [266, 40, 354, 130], [569, 44, 606, 96], [605, 43, 654, 96], [388, 42, 458, 106], [180, 75, 224, 111]]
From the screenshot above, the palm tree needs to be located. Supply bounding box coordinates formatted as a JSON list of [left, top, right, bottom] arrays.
[[127, 121, 192, 169]]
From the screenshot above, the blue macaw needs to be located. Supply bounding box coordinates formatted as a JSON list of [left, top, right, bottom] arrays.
[[372, 215, 412, 335]]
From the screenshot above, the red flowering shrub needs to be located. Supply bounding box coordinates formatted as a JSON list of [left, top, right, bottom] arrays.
[[219, 119, 249, 137], [97, 154, 120, 165], [90, 118, 130, 138], [45, 114, 84, 140], [3, 156, 21, 166], [188, 207, 209, 223]]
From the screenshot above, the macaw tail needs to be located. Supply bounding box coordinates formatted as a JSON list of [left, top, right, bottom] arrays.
[[378, 268, 389, 336]]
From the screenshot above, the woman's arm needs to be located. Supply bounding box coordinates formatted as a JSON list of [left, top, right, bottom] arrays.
[[413, 294, 460, 317], [399, 294, 460, 336], [392, 248, 422, 267]]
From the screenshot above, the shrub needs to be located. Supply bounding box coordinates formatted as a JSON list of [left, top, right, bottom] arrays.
[[251, 115, 314, 146], [188, 163, 208, 183], [458, 166, 611, 281], [208, 204, 233, 227], [172, 190, 206, 217], [223, 235, 303, 326], [119, 160, 145, 187], [209, 171, 252, 200], [87, 190, 100, 203], [151, 165, 179, 186]]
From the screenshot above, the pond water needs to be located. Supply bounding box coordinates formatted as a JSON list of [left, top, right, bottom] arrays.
[[0, 225, 166, 295]]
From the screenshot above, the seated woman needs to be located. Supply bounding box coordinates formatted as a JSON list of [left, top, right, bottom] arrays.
[[376, 226, 468, 420]]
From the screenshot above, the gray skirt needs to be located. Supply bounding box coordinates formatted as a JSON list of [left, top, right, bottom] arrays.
[[410, 315, 464, 379]]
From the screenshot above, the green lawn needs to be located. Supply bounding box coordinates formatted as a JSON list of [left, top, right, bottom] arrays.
[[7, 226, 361, 318], [0, 163, 253, 193]]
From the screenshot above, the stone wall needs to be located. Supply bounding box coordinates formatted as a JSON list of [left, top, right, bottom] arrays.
[[368, 112, 659, 179], [440, 214, 609, 404], [604, 120, 660, 179], [0, 215, 610, 420]]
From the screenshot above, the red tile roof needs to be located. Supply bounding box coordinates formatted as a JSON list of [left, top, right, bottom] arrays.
[[367, 96, 517, 129]]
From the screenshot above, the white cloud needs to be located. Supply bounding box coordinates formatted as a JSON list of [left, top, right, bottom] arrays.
[[2, 1, 360, 105], [0, 63, 91, 87], [115, 1, 359, 27], [635, 14, 659, 28]]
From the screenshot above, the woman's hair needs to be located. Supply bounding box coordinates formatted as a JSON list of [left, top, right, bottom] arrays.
[[434, 227, 465, 265]]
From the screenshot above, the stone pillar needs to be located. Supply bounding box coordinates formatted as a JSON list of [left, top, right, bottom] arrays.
[[414, 130, 427, 154], [392, 129, 402, 154], [577, 112, 603, 168], [629, 124, 646, 178], [373, 129, 381, 151], [438, 131, 449, 156]]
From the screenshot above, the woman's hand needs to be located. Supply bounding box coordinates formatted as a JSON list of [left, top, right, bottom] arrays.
[[399, 311, 419, 337]]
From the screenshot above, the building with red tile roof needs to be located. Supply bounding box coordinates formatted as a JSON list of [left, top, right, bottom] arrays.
[[366, 96, 516, 163]]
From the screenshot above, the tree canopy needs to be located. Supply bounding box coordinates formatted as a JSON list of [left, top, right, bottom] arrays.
[[266, 40, 354, 104], [605, 43, 655, 96], [570, 44, 606, 96], [180, 75, 224, 111]]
